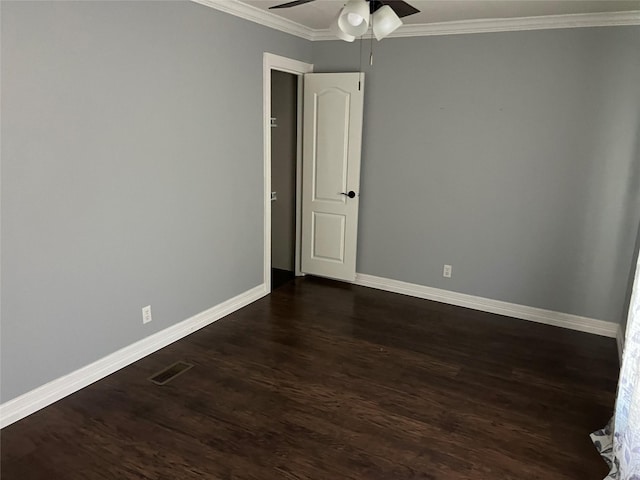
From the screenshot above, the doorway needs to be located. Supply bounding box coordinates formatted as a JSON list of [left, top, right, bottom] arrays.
[[263, 53, 313, 293], [270, 70, 297, 290]]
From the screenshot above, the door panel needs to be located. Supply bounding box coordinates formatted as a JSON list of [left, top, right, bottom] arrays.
[[312, 212, 346, 262], [313, 89, 350, 202], [301, 73, 364, 282]]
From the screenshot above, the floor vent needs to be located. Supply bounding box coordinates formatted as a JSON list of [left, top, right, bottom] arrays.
[[149, 361, 194, 385]]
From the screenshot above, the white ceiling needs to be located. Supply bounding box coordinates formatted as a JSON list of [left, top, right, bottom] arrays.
[[240, 0, 640, 30]]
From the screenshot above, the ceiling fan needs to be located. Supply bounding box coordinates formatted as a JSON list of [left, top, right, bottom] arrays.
[[269, 0, 420, 41]]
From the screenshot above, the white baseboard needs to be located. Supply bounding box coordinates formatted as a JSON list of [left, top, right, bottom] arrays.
[[0, 284, 267, 429], [616, 325, 625, 363], [354, 273, 618, 338]]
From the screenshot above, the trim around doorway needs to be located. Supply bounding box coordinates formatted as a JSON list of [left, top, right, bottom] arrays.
[[263, 53, 313, 292]]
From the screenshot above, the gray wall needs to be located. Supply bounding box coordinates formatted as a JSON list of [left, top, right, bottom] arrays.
[[313, 26, 640, 324], [1, 0, 311, 402], [271, 70, 297, 272]]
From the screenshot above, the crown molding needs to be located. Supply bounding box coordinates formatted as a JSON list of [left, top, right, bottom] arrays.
[[192, 1, 640, 41], [312, 10, 640, 40], [191, 0, 313, 40]]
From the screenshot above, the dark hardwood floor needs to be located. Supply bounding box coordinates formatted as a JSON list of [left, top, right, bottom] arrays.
[[1, 277, 618, 479]]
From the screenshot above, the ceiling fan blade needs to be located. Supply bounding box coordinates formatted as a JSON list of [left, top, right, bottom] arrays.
[[371, 0, 420, 18], [269, 0, 316, 9]]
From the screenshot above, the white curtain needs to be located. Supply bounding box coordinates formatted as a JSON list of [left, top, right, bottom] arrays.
[[592, 252, 640, 479]]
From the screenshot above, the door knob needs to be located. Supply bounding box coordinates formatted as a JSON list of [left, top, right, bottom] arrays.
[[340, 191, 356, 199]]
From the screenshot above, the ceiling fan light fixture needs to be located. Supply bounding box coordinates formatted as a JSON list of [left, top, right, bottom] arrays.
[[372, 5, 403, 40], [332, 12, 356, 42], [347, 12, 365, 27], [338, 0, 369, 37]]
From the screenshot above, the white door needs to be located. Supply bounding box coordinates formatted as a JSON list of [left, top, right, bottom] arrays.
[[301, 72, 365, 282]]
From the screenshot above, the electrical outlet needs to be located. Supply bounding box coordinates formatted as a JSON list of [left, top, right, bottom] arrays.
[[142, 305, 152, 324], [443, 264, 452, 278]]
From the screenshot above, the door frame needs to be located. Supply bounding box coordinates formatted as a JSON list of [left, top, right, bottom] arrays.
[[263, 53, 313, 292]]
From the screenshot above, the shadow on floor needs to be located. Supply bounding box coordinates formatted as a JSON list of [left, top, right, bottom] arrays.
[[271, 268, 295, 290]]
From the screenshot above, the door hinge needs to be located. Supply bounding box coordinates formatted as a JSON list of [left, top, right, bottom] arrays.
[[358, 81, 361, 91]]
